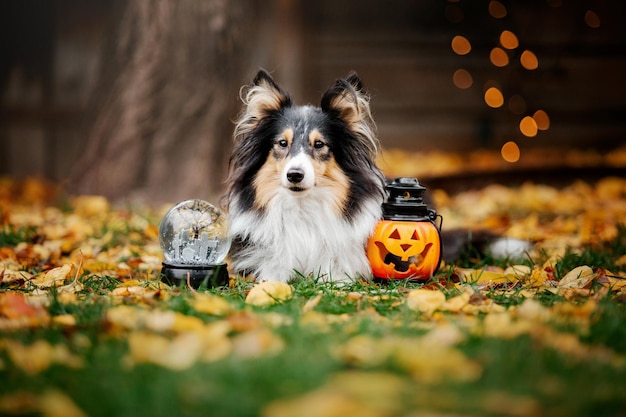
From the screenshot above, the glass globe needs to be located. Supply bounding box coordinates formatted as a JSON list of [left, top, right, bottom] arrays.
[[159, 199, 231, 287]]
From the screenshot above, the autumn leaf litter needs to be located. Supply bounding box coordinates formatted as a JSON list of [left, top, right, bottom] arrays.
[[1, 177, 626, 416]]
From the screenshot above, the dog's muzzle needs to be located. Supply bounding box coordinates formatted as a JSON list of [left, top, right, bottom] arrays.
[[286, 168, 305, 184], [286, 168, 305, 192], [282, 153, 314, 191]]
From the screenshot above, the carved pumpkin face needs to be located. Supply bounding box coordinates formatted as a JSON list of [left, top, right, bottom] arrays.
[[367, 220, 441, 280]]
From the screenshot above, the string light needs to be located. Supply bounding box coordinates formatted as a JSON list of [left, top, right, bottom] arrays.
[[452, 69, 473, 89], [533, 110, 550, 130], [484, 86, 504, 108], [519, 116, 538, 137], [584, 10, 601, 28], [488, 1, 507, 18], [447, 2, 554, 164], [490, 47, 509, 67], [501, 141, 521, 163], [520, 50, 539, 70], [499, 30, 519, 49], [451, 35, 471, 55]]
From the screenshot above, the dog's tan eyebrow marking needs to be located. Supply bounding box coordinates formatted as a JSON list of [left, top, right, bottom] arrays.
[[309, 129, 326, 146], [281, 128, 294, 145]]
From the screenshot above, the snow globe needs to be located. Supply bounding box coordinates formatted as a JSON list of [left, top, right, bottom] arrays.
[[159, 199, 230, 288]]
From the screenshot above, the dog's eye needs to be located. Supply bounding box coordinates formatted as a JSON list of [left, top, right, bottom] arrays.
[[278, 139, 288, 148], [313, 140, 326, 149]]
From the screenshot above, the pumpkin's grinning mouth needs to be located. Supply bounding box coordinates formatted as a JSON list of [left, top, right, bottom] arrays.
[[375, 242, 433, 273]]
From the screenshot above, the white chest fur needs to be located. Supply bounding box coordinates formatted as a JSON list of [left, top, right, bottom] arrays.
[[229, 188, 381, 282]]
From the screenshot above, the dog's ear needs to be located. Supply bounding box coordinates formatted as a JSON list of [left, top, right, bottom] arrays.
[[321, 72, 379, 156], [321, 72, 372, 128], [244, 69, 292, 117], [234, 69, 292, 142]]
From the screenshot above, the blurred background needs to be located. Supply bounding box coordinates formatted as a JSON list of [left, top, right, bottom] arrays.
[[1, 0, 625, 204]]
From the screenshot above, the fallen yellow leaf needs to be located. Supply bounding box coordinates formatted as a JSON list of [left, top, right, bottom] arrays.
[[529, 266, 551, 287], [262, 371, 405, 417], [515, 298, 550, 322], [302, 294, 322, 313], [0, 391, 38, 415], [3, 340, 82, 374], [558, 265, 595, 289], [0, 267, 33, 284], [406, 289, 446, 316], [116, 279, 143, 288], [300, 310, 352, 331], [52, 314, 77, 327], [106, 305, 143, 330], [335, 334, 389, 367], [198, 321, 233, 362], [392, 339, 482, 383], [481, 312, 534, 339], [504, 264, 531, 279], [0, 389, 88, 417], [482, 391, 540, 417], [464, 269, 517, 286], [245, 282, 292, 306], [32, 264, 72, 288], [615, 254, 626, 267], [39, 389, 87, 417], [232, 328, 284, 358], [70, 195, 110, 218], [442, 291, 471, 313], [126, 331, 202, 370], [172, 312, 205, 332], [192, 293, 232, 316], [263, 389, 378, 417]]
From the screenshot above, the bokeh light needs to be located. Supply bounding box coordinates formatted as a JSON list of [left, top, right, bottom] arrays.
[[533, 109, 550, 130], [585, 10, 601, 28], [488, 1, 507, 18], [490, 47, 509, 67], [484, 87, 504, 108], [451, 35, 472, 55], [508, 94, 527, 115], [519, 116, 538, 137], [501, 141, 520, 163], [520, 50, 539, 70], [500, 30, 519, 49], [452, 69, 473, 89]]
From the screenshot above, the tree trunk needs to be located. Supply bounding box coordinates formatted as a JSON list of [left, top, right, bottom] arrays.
[[70, 0, 253, 204]]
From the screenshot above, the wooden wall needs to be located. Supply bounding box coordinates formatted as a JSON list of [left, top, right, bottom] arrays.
[[1, 0, 625, 183], [293, 0, 626, 152]]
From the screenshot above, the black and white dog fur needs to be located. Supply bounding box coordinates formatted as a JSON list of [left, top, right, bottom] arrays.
[[225, 69, 386, 283]]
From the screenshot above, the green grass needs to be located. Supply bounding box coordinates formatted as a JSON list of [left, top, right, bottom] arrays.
[[0, 224, 37, 247], [2, 286, 625, 417], [1, 229, 626, 417]]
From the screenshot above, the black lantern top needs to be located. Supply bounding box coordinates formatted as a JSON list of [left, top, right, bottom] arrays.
[[382, 177, 434, 222]]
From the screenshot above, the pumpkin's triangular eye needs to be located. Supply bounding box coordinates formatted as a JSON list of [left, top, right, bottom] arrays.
[[411, 230, 419, 240], [389, 229, 401, 240]]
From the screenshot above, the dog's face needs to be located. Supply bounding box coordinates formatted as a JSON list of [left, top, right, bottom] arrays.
[[255, 106, 346, 193], [228, 69, 382, 217], [270, 108, 329, 192]]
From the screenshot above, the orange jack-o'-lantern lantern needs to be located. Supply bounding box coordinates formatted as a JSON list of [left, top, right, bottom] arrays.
[[367, 178, 442, 280]]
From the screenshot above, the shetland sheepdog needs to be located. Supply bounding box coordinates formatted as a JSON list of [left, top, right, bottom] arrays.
[[225, 69, 386, 283]]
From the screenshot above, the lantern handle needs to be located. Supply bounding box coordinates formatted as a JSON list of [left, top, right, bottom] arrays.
[[428, 209, 443, 232]]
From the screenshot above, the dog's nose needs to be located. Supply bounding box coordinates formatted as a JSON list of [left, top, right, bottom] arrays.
[[286, 168, 305, 184]]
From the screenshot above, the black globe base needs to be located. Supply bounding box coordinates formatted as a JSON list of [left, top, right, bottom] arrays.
[[161, 262, 229, 289]]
